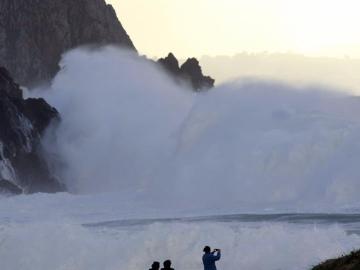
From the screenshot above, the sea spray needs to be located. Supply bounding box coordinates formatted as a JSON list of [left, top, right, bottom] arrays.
[[1, 192, 360, 270], [40, 47, 193, 194], [34, 46, 360, 211]]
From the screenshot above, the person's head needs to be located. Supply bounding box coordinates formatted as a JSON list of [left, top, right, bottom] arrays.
[[151, 261, 160, 270], [203, 246, 211, 253], [163, 260, 172, 268]]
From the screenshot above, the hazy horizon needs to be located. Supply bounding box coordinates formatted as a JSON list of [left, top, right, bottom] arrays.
[[199, 52, 360, 94], [108, 0, 360, 59]]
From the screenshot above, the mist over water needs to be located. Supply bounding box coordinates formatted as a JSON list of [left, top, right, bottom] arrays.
[[3, 46, 360, 270], [2, 215, 360, 270], [42, 47, 193, 194], [176, 82, 360, 210], [40, 46, 360, 211]]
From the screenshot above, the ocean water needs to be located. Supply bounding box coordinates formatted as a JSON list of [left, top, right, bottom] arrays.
[[1, 193, 360, 270], [7, 47, 360, 270]]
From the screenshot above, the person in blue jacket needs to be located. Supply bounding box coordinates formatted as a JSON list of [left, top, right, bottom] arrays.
[[202, 246, 221, 270]]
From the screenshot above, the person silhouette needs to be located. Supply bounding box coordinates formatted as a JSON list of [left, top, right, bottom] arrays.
[[202, 246, 221, 270], [161, 259, 174, 270], [149, 261, 160, 270]]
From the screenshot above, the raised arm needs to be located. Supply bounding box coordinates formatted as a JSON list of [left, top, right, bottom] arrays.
[[212, 250, 221, 261]]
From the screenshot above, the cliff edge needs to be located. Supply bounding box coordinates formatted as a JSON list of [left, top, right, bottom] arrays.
[[0, 67, 64, 194], [0, 0, 135, 86]]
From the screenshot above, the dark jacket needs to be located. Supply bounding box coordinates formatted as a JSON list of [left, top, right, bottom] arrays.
[[202, 251, 221, 270]]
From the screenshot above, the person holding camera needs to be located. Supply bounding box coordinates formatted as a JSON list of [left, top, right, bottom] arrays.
[[202, 246, 221, 270]]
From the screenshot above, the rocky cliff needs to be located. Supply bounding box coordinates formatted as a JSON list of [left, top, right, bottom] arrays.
[[312, 250, 360, 270], [158, 53, 215, 90], [0, 0, 214, 91], [0, 0, 135, 86], [0, 0, 214, 195], [0, 67, 64, 194]]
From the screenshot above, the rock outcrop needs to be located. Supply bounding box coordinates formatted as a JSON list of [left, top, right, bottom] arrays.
[[312, 250, 360, 270], [0, 0, 214, 91], [0, 0, 135, 86], [158, 53, 215, 90], [0, 0, 215, 195], [0, 179, 22, 195], [0, 67, 64, 193]]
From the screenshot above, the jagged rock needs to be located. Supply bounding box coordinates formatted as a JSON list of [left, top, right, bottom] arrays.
[[0, 179, 22, 195], [180, 58, 215, 90], [0, 0, 215, 91], [0, 0, 136, 87], [157, 53, 215, 91], [158, 53, 180, 76], [312, 250, 360, 270], [0, 67, 64, 193], [0, 67, 22, 98]]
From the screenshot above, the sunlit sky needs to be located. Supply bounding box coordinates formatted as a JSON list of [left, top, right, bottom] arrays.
[[107, 0, 360, 59]]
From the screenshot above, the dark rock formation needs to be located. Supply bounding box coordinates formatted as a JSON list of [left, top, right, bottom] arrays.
[[0, 179, 22, 195], [158, 53, 180, 76], [312, 250, 360, 270], [0, 0, 136, 87], [158, 53, 215, 91], [181, 58, 215, 90], [0, 0, 215, 91], [0, 67, 64, 193]]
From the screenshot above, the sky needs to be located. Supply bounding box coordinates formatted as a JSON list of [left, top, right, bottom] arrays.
[[107, 0, 360, 59]]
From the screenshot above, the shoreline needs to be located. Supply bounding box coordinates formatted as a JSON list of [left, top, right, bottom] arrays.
[[312, 250, 360, 270]]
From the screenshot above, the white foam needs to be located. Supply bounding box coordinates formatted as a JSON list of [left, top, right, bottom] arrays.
[[0, 218, 359, 270], [0, 141, 17, 182], [33, 47, 360, 211], [12, 45, 360, 270]]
